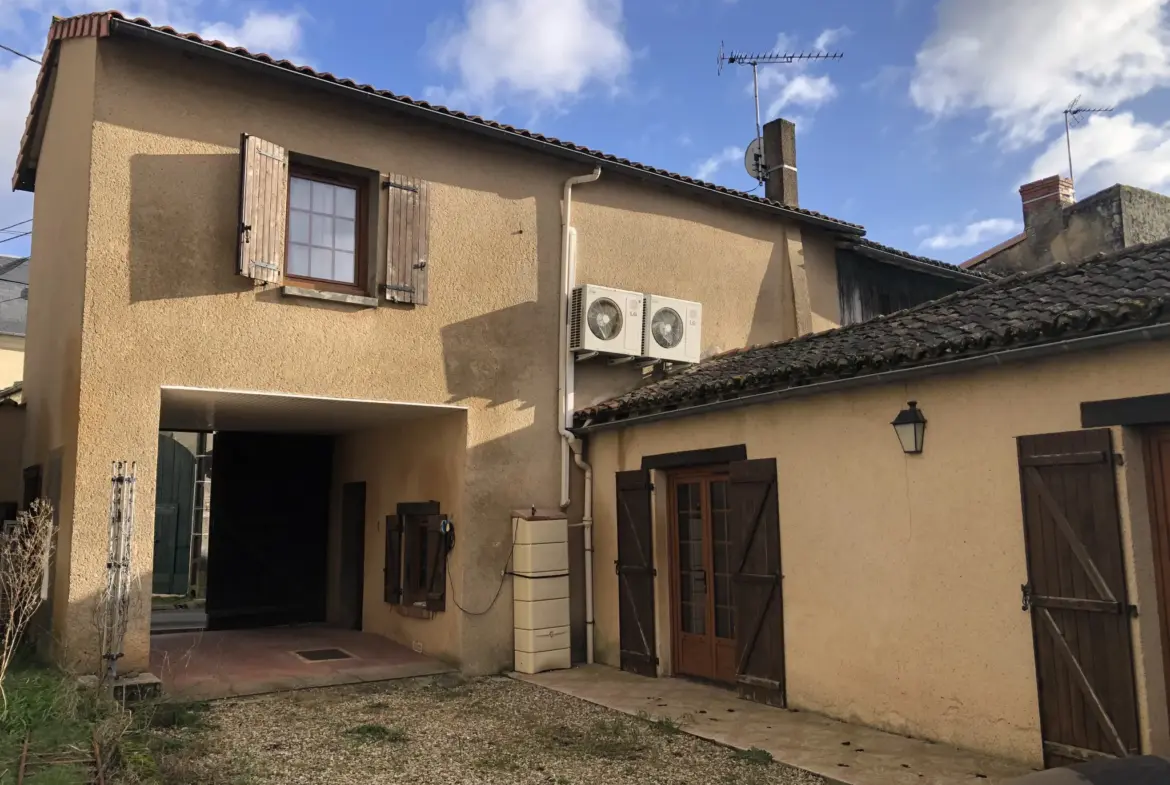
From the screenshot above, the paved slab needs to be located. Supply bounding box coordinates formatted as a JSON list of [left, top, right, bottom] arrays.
[[151, 625, 452, 700], [515, 664, 1036, 785]]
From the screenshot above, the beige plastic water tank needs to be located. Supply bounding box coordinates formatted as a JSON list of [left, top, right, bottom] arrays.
[[512, 509, 571, 674]]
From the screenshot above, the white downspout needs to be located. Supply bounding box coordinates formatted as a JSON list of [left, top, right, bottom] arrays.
[[557, 166, 601, 507], [558, 166, 601, 664]]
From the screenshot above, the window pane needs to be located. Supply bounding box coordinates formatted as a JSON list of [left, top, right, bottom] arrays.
[[289, 210, 310, 244], [290, 177, 311, 210], [334, 251, 355, 284], [310, 247, 332, 279], [288, 244, 310, 276], [311, 180, 334, 214], [335, 218, 355, 252], [310, 214, 334, 248], [335, 187, 356, 219]]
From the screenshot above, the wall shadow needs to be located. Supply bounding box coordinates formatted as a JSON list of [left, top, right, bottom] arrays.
[[440, 300, 546, 410], [129, 153, 252, 302]]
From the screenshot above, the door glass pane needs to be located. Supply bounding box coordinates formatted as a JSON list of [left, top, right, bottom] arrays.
[[675, 481, 705, 634], [710, 479, 735, 640]]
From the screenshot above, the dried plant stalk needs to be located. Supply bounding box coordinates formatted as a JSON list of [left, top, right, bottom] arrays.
[[0, 499, 56, 717]]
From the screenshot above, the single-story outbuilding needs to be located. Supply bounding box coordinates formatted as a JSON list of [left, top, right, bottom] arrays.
[[574, 240, 1170, 768]]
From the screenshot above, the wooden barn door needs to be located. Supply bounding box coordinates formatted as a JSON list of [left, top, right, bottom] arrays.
[[1017, 429, 1140, 767], [728, 458, 786, 707], [616, 470, 657, 677]]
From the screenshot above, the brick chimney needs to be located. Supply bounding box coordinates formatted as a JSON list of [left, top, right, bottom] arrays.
[[762, 117, 797, 207], [1019, 175, 1074, 231]]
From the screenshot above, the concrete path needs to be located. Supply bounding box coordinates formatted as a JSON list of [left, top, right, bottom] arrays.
[[515, 664, 1035, 785]]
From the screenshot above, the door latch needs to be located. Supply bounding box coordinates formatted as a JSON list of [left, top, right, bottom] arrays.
[[1021, 583, 1032, 612]]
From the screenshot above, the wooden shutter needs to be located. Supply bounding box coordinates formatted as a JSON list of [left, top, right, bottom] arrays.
[[384, 515, 402, 604], [21, 464, 42, 510], [384, 175, 430, 305], [1017, 429, 1140, 767], [236, 134, 288, 285], [424, 514, 447, 612], [728, 458, 786, 708], [616, 470, 657, 677], [396, 501, 440, 606]]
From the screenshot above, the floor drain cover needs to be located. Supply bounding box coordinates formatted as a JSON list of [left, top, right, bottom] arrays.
[[293, 648, 353, 662]]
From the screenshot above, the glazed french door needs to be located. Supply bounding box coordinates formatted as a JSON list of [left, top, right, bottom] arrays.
[[669, 470, 736, 683]]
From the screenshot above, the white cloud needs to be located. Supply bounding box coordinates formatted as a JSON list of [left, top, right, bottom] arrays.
[[752, 29, 846, 121], [0, 2, 304, 256], [910, 0, 1170, 149], [429, 0, 631, 111], [1027, 111, 1170, 194], [919, 218, 1021, 250], [201, 11, 304, 54], [693, 146, 741, 181]]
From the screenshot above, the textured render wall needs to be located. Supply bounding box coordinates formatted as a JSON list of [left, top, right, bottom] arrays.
[[20, 37, 97, 666], [589, 340, 1170, 765], [60, 37, 810, 673], [982, 188, 1125, 275], [1121, 186, 1170, 246], [330, 411, 468, 666]]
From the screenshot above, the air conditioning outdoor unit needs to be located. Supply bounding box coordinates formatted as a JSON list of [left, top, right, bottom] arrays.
[[569, 284, 645, 357], [642, 294, 702, 364]]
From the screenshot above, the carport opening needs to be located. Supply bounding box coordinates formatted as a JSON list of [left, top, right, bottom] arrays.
[[152, 387, 464, 638]]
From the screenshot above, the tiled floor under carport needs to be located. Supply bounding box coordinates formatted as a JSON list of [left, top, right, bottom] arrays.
[[515, 664, 1036, 785], [151, 625, 452, 700]]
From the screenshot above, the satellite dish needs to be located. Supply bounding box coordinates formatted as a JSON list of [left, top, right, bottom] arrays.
[[744, 137, 765, 182]]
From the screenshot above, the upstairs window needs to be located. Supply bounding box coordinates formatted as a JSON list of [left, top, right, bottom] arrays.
[[287, 168, 365, 292]]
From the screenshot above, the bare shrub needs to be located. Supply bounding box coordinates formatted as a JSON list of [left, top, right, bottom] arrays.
[[0, 498, 56, 716]]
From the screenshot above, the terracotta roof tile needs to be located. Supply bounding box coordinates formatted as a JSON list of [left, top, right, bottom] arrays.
[[576, 239, 1170, 427], [13, 11, 863, 234]]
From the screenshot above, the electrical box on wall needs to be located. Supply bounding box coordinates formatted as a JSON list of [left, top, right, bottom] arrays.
[[569, 284, 645, 357], [642, 294, 702, 364]]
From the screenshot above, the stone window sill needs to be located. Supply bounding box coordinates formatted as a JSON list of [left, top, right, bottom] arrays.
[[281, 285, 378, 308]]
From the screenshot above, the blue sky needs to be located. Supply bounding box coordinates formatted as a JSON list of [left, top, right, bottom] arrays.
[[2, 0, 1170, 264]]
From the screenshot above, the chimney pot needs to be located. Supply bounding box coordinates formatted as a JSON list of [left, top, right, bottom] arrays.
[[1019, 175, 1074, 228], [762, 118, 798, 207]]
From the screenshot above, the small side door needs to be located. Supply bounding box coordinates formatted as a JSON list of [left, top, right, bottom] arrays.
[[616, 469, 657, 677], [1017, 429, 1140, 767]]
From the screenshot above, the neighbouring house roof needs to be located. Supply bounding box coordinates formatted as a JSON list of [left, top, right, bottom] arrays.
[[0, 255, 28, 337], [961, 232, 1026, 269], [13, 11, 864, 237], [0, 381, 22, 407], [575, 239, 1170, 429], [840, 238, 997, 283]]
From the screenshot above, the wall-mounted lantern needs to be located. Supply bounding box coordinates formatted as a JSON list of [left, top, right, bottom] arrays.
[[892, 401, 927, 455]]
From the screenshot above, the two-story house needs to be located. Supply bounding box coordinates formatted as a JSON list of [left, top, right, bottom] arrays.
[[10, 11, 985, 680]]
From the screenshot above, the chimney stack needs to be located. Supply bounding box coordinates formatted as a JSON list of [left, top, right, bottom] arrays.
[[762, 117, 798, 207], [1019, 175, 1074, 231]]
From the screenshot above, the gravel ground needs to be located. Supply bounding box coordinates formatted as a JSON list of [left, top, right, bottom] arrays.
[[150, 674, 827, 785]]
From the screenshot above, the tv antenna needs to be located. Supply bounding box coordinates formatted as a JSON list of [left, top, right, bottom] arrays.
[[718, 42, 843, 183], [1063, 95, 1113, 187]]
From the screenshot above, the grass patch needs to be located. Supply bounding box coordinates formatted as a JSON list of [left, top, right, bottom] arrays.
[[343, 723, 408, 743], [733, 746, 774, 765], [636, 710, 684, 735], [536, 717, 646, 761], [475, 749, 523, 772]]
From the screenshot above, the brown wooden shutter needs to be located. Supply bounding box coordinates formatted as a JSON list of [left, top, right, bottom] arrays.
[[384, 515, 402, 604], [236, 134, 288, 285], [728, 458, 786, 708], [384, 175, 430, 305], [396, 501, 440, 606], [424, 514, 447, 612], [21, 464, 42, 510], [1017, 429, 1141, 767], [616, 469, 657, 677]]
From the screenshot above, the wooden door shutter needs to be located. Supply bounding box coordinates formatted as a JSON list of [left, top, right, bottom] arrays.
[[1017, 429, 1140, 767], [236, 134, 288, 285], [384, 174, 430, 305], [616, 469, 657, 677], [384, 515, 402, 604], [728, 458, 786, 708], [424, 514, 447, 612]]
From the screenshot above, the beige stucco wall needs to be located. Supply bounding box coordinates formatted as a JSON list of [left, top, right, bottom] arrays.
[[589, 339, 1170, 765], [36, 33, 832, 673], [19, 37, 96, 663], [330, 410, 469, 666], [0, 335, 24, 389]]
